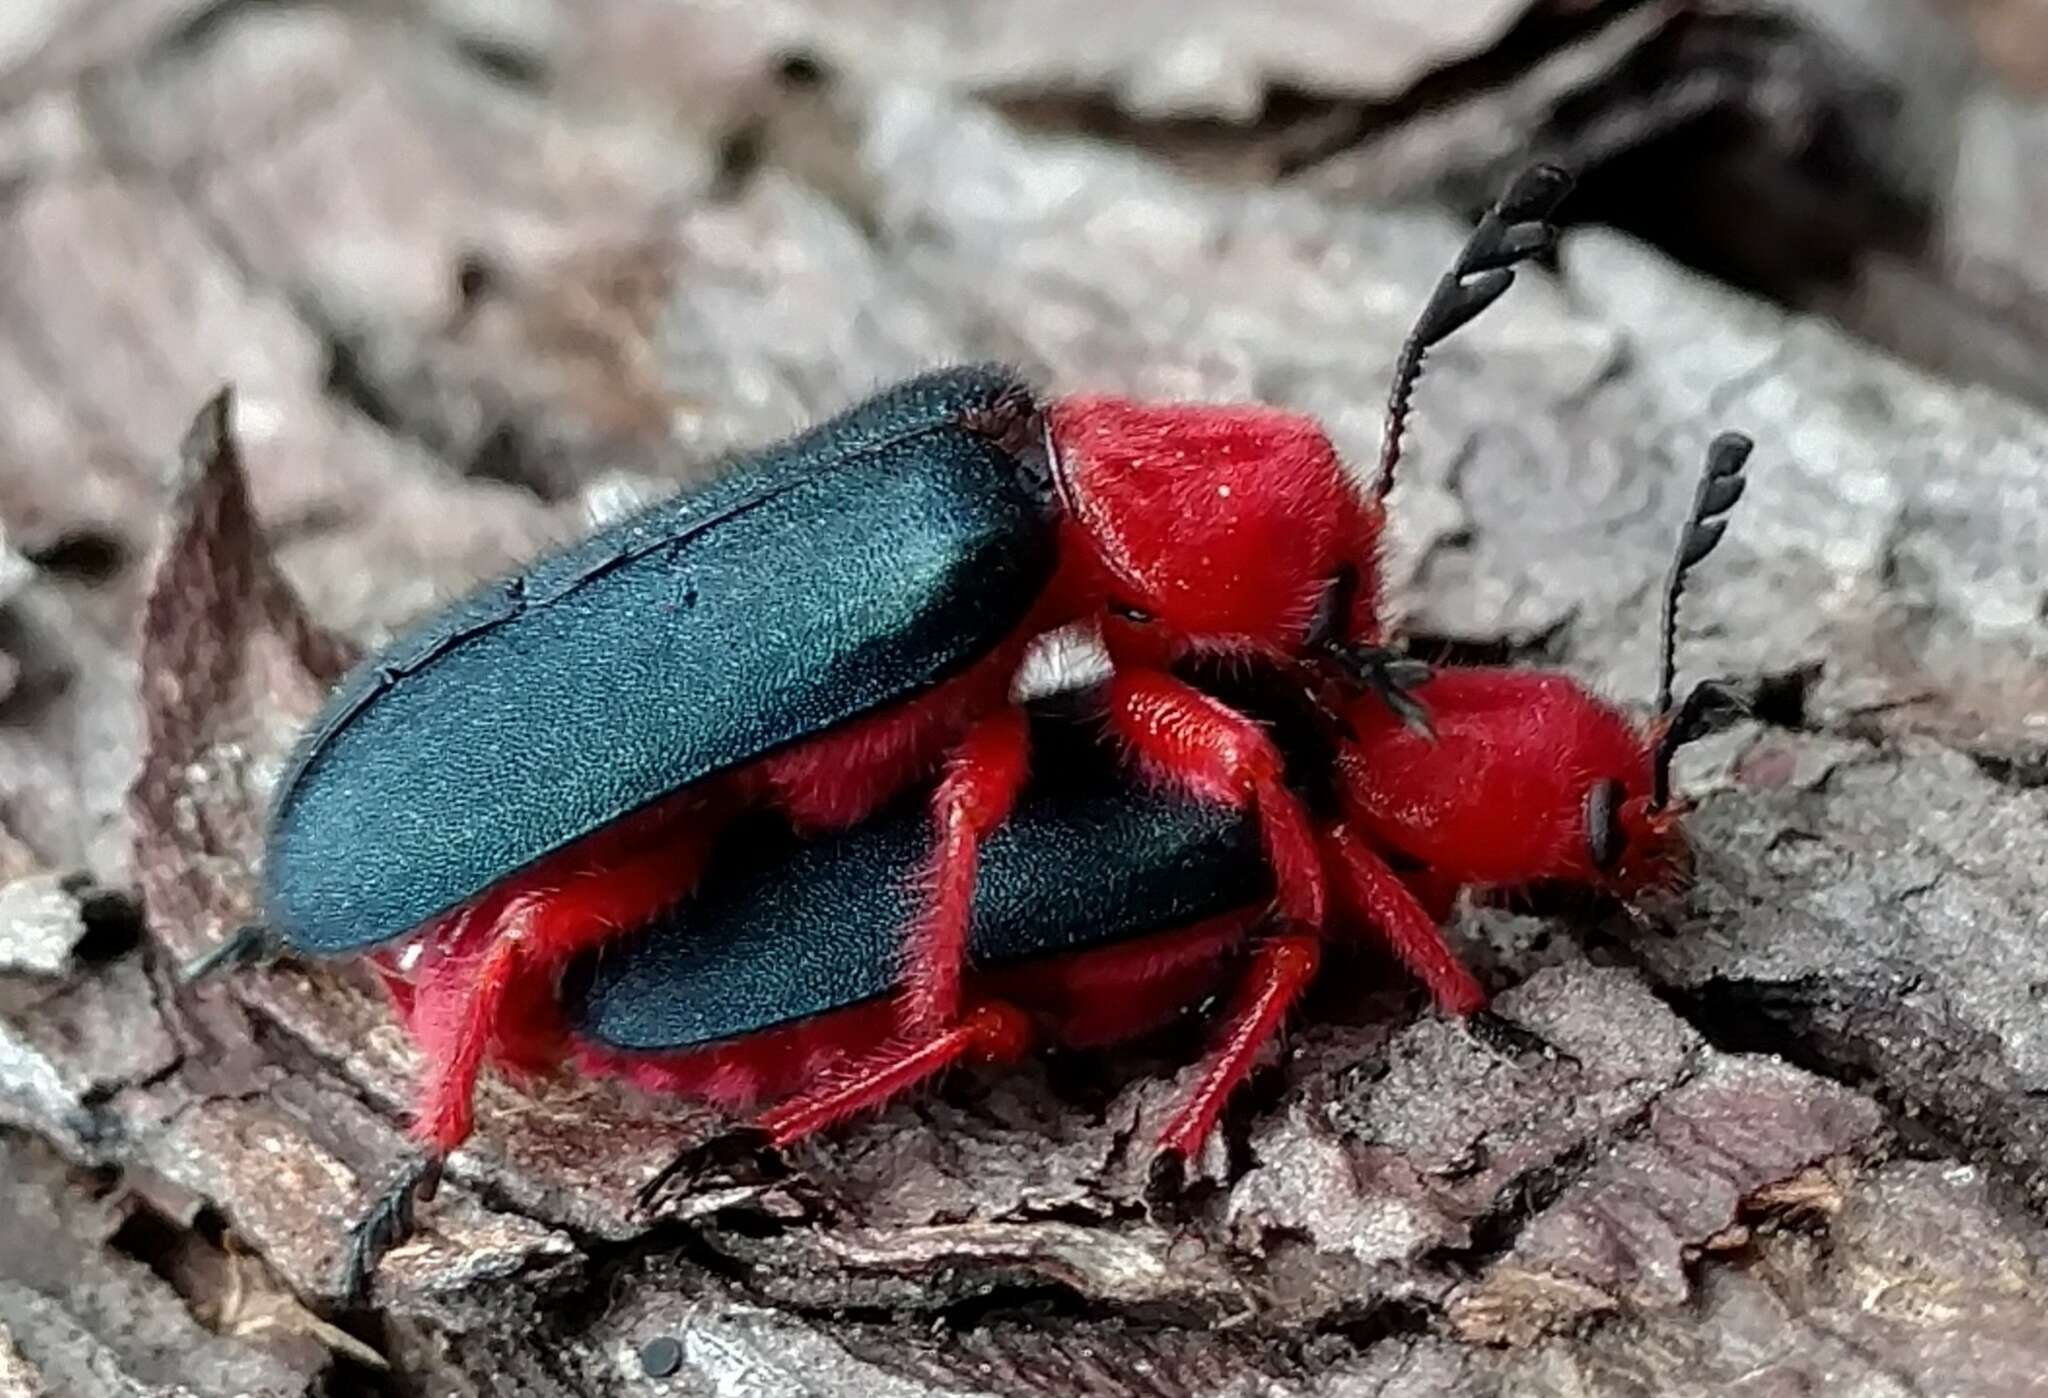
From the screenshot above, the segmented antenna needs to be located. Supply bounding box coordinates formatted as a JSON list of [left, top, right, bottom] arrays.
[[1375, 163, 1575, 501], [1655, 432, 1752, 717], [1647, 431, 1756, 811]]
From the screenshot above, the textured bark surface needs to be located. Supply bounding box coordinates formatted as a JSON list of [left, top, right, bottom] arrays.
[[2, 2, 2047, 1394]]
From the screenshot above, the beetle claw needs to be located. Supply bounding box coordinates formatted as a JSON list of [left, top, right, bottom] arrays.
[[338, 1153, 443, 1306], [1383, 685, 1438, 741], [635, 1126, 775, 1214], [632, 1153, 693, 1215], [1325, 644, 1437, 740], [1146, 1148, 1189, 1205], [1143, 1146, 1218, 1227]]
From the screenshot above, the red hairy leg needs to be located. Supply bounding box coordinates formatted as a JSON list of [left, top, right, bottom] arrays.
[[403, 820, 719, 1153], [1106, 668, 1326, 929], [487, 820, 722, 1074], [1321, 823, 1485, 1015], [1402, 866, 1464, 924], [575, 998, 903, 1110], [752, 1001, 1034, 1147], [346, 799, 715, 1301], [903, 706, 1032, 1032], [1155, 933, 1322, 1162]]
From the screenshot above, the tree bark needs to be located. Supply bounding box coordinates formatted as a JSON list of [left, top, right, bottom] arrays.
[[2, 2, 2047, 1394]]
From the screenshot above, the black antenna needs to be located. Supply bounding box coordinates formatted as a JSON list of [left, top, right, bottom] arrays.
[[1655, 432, 1752, 716], [1647, 431, 1756, 811], [1375, 164, 1575, 501]]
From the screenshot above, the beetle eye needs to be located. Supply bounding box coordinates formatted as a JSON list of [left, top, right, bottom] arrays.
[[1584, 779, 1626, 873], [1108, 600, 1156, 624]]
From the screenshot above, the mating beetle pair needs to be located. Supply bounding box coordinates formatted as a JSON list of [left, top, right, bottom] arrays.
[[571, 486, 1754, 1165], [188, 164, 1754, 1299], [566, 426, 1753, 1163]]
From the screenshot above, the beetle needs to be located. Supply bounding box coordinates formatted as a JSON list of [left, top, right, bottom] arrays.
[[329, 429, 1755, 1297], [1313, 433, 1758, 984], [190, 164, 1577, 1277]]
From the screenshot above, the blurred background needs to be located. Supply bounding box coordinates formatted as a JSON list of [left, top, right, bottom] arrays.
[[3, 2, 2048, 1395]]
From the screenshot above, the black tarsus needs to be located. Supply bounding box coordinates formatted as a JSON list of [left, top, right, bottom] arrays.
[[1325, 644, 1437, 739], [1375, 163, 1575, 501], [1656, 431, 1753, 716], [634, 1126, 776, 1215], [633, 1148, 698, 1215], [1299, 565, 1433, 741], [1146, 1147, 1190, 1209], [1467, 1008, 1584, 1067], [179, 922, 285, 984], [339, 1152, 445, 1306]]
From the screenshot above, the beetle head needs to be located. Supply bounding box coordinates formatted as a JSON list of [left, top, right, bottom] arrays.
[[1333, 431, 1755, 902], [1334, 667, 1674, 895]]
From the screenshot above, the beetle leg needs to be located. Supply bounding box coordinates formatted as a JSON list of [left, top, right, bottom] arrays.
[[1321, 823, 1485, 1014], [752, 1000, 1033, 1147], [357, 836, 712, 1291], [410, 922, 531, 1157], [1106, 668, 1326, 930], [901, 707, 1032, 1033], [1303, 485, 1396, 657], [1323, 643, 1436, 738], [1313, 489, 1436, 735], [1154, 932, 1321, 1168], [335, 921, 517, 1296], [402, 813, 721, 1133]]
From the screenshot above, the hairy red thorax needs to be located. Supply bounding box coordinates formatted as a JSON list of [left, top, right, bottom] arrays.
[[1048, 396, 1385, 667]]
